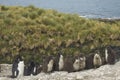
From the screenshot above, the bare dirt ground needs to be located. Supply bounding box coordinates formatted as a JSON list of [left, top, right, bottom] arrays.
[[0, 61, 120, 80]]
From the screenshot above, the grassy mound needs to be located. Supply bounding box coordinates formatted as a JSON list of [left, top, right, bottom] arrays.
[[0, 5, 120, 63]]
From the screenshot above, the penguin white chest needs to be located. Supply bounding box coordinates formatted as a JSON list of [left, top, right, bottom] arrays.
[[59, 55, 64, 70], [47, 60, 54, 72], [105, 49, 108, 62], [33, 67, 36, 73], [17, 61, 24, 77]]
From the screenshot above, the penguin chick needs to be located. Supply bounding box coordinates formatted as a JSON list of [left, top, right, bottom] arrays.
[[93, 53, 102, 68], [79, 57, 86, 70], [73, 59, 80, 71]]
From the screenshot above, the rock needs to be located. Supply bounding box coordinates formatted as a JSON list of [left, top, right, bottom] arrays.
[[1, 61, 120, 80], [76, 74, 84, 80], [0, 64, 12, 77]]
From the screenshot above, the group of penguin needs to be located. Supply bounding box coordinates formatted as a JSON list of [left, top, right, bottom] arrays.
[[11, 46, 120, 78]]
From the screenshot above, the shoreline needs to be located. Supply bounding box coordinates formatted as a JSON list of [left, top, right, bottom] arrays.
[[80, 16, 120, 21], [1, 5, 120, 21]]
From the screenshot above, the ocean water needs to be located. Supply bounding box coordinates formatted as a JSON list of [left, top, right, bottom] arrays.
[[0, 0, 120, 18]]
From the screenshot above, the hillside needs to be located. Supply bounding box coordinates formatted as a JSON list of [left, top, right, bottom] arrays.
[[0, 5, 120, 63]]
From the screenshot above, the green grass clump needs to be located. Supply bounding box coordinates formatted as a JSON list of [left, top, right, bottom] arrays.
[[0, 5, 120, 63]]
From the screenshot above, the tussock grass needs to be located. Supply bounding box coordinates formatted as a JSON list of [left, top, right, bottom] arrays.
[[0, 5, 120, 63]]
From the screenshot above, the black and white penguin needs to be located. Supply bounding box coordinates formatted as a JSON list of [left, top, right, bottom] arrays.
[[105, 46, 116, 64], [93, 53, 102, 68], [54, 52, 64, 71], [25, 61, 37, 76], [11, 55, 24, 78], [24, 62, 42, 76], [42, 55, 54, 73]]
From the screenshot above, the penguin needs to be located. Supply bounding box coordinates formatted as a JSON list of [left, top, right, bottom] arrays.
[[105, 46, 116, 64], [11, 55, 24, 78], [79, 56, 86, 70], [42, 55, 54, 73], [107, 46, 120, 62], [54, 52, 64, 71], [115, 49, 120, 62], [25, 61, 36, 76], [63, 55, 74, 72], [93, 53, 102, 68], [24, 62, 42, 76], [85, 53, 94, 69], [64, 54, 82, 72], [73, 58, 80, 71]]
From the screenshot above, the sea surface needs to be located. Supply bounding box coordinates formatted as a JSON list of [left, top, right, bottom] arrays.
[[0, 0, 120, 18]]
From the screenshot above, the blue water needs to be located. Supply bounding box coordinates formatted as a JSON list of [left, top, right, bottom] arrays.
[[0, 0, 120, 18]]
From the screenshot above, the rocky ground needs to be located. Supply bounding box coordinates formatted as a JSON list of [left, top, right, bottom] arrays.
[[0, 61, 120, 80]]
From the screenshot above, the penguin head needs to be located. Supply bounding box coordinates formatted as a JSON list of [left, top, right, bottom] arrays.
[[18, 56, 23, 61], [57, 51, 63, 57], [106, 46, 112, 51], [29, 61, 35, 67], [15, 55, 23, 63], [94, 54, 100, 59]]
